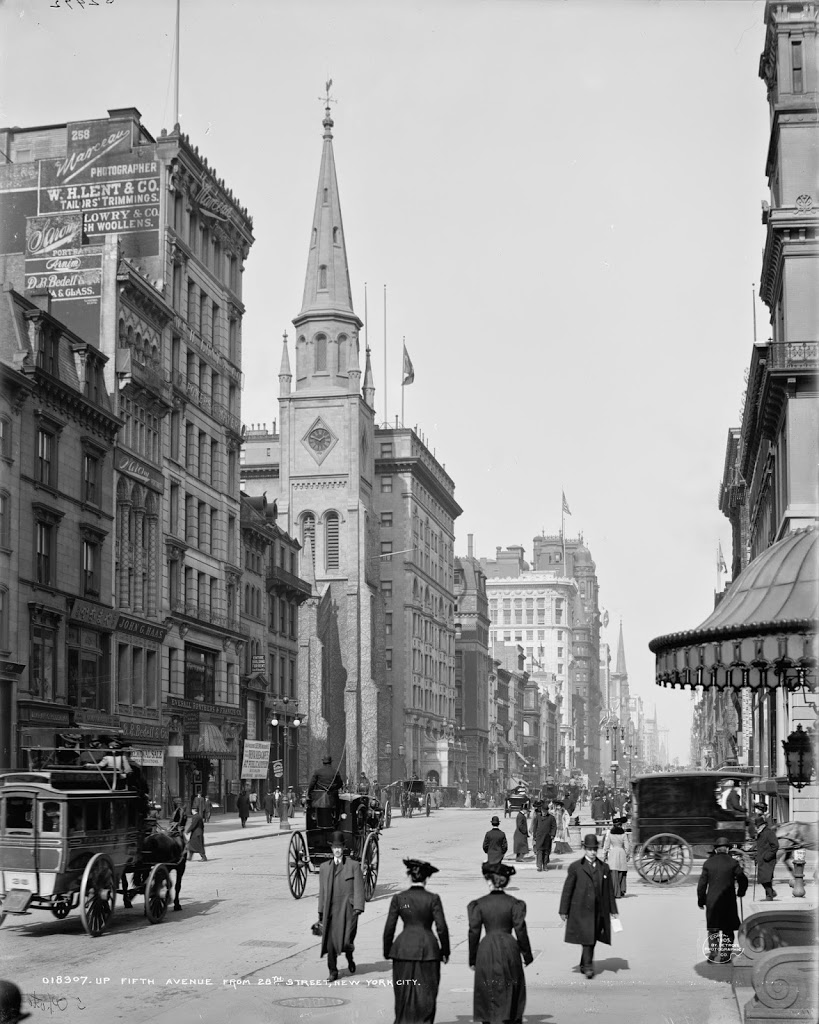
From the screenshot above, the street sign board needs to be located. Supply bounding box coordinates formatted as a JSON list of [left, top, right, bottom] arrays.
[[251, 656, 266, 673], [241, 740, 271, 779], [272, 759, 284, 778]]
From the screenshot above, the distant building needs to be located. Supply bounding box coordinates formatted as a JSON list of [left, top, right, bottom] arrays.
[[454, 543, 491, 798]]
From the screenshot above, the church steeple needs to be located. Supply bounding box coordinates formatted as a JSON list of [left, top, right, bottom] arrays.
[[292, 100, 363, 391], [363, 346, 375, 408], [279, 331, 292, 396], [298, 105, 357, 321], [615, 620, 628, 678]]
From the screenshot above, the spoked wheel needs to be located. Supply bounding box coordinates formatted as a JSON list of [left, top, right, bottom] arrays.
[[384, 802, 392, 829], [145, 864, 172, 924], [361, 833, 380, 902], [51, 899, 72, 919], [634, 833, 693, 885], [80, 854, 116, 936], [288, 831, 309, 899]]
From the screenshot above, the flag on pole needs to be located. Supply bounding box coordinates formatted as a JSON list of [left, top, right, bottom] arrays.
[[717, 541, 727, 574], [402, 344, 415, 386], [562, 491, 571, 516]]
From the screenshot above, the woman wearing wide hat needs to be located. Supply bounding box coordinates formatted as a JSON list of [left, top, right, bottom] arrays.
[[383, 859, 450, 1023], [559, 833, 619, 978], [468, 862, 533, 1024]]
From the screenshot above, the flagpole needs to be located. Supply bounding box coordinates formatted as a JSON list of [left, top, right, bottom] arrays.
[[401, 335, 405, 427], [383, 284, 387, 427], [561, 490, 566, 570], [173, 0, 181, 127]]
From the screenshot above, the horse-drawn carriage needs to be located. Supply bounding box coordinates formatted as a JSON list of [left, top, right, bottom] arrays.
[[287, 792, 380, 902], [388, 779, 430, 818], [0, 764, 187, 935], [630, 770, 753, 886], [504, 785, 532, 818]]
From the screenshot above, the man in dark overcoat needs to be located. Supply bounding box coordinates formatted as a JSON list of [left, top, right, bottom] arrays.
[[317, 830, 365, 982], [483, 816, 508, 866], [559, 833, 619, 978], [513, 808, 530, 861], [308, 755, 344, 829], [533, 803, 557, 871], [696, 835, 748, 962], [591, 789, 606, 823], [237, 786, 251, 827], [754, 814, 780, 899]]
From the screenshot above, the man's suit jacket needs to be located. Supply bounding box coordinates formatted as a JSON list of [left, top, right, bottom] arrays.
[[482, 827, 508, 865], [383, 885, 450, 961], [533, 811, 557, 848], [318, 856, 364, 956], [755, 825, 780, 885], [559, 856, 617, 946]]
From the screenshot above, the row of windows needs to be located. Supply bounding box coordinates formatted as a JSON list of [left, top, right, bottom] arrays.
[[34, 428, 104, 509], [169, 416, 238, 492], [121, 397, 161, 464], [172, 196, 242, 296], [32, 518, 103, 598], [300, 512, 340, 571]]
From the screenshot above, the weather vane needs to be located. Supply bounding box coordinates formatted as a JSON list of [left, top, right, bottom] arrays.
[[319, 78, 337, 108]]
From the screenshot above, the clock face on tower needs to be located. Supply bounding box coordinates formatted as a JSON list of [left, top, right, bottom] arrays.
[[308, 427, 332, 453], [301, 416, 338, 465]]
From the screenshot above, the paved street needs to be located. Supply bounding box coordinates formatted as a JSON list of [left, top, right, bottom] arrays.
[[0, 806, 778, 1024]]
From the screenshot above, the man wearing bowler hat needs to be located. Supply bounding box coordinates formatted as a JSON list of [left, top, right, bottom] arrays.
[[317, 831, 365, 982], [482, 815, 508, 867], [559, 833, 619, 978], [697, 835, 748, 962]]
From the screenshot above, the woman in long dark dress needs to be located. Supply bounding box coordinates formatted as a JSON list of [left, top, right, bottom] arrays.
[[468, 863, 533, 1024], [185, 809, 207, 861], [383, 859, 450, 1024], [513, 810, 529, 861]]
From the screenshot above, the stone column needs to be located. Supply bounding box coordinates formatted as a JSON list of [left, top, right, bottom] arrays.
[[118, 501, 132, 609], [133, 508, 145, 614], [146, 514, 158, 616]]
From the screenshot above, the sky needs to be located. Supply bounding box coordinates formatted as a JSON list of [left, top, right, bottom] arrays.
[[1, 0, 773, 763]]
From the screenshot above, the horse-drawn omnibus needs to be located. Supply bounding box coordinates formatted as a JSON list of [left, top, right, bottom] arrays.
[[0, 761, 187, 935], [287, 791, 381, 902]]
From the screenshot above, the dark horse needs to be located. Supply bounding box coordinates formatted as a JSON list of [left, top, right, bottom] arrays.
[[122, 824, 188, 912]]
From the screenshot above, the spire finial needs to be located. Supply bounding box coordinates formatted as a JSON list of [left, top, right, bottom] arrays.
[[320, 78, 336, 137]]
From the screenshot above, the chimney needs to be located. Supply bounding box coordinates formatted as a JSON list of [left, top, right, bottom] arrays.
[[468, 533, 474, 558], [27, 289, 52, 314]]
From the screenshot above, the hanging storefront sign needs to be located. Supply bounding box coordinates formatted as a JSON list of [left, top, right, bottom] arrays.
[[241, 740, 271, 779], [129, 748, 165, 767], [182, 710, 200, 734]]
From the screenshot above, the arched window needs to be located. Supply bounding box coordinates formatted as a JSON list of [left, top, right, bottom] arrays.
[[315, 335, 327, 372], [301, 513, 316, 570], [325, 512, 340, 571]]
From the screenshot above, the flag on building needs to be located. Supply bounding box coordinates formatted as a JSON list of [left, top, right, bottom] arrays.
[[717, 541, 727, 574], [562, 491, 571, 516], [402, 344, 414, 386]]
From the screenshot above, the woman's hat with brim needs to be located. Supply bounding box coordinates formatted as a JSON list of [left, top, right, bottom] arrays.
[[403, 858, 438, 880], [482, 861, 516, 879]]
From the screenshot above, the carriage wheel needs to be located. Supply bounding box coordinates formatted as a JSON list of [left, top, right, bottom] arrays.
[[634, 833, 693, 886], [145, 865, 172, 924], [362, 833, 380, 902], [80, 854, 116, 937], [51, 899, 72, 919], [385, 802, 392, 829], [288, 831, 309, 899]]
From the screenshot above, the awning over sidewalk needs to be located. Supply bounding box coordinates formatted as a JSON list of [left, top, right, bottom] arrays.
[[188, 722, 235, 760], [649, 527, 818, 692]]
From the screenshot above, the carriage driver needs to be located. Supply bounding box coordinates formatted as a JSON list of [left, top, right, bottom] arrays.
[[307, 755, 344, 829]]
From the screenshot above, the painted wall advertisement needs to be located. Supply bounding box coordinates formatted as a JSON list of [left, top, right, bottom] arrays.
[[241, 740, 271, 780], [1, 118, 161, 259]]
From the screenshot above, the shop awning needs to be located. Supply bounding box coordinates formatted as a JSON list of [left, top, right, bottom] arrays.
[[189, 723, 235, 760], [649, 527, 818, 692]]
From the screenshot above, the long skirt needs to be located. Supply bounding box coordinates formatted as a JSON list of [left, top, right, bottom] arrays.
[[473, 933, 526, 1024], [187, 823, 206, 856], [611, 869, 627, 898], [391, 959, 441, 1024]]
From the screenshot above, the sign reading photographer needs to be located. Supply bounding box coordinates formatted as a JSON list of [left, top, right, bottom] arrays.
[[38, 121, 161, 256], [241, 740, 271, 779]]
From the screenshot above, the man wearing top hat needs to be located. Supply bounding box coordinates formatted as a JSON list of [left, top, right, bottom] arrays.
[[697, 835, 748, 962], [317, 831, 365, 982], [483, 816, 508, 867], [307, 755, 344, 829], [559, 833, 619, 978]]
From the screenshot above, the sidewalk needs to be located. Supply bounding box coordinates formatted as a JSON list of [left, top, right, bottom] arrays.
[[167, 809, 303, 846]]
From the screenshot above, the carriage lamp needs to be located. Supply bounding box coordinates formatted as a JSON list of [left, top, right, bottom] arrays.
[[790, 847, 807, 898], [782, 724, 814, 790]]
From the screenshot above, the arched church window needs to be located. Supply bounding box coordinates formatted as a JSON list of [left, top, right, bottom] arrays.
[[315, 335, 327, 372], [325, 512, 340, 571], [323, 188, 329, 204], [301, 513, 316, 570], [333, 227, 339, 243], [318, 265, 327, 291]]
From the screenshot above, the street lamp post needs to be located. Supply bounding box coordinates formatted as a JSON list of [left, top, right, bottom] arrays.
[[271, 697, 301, 832]]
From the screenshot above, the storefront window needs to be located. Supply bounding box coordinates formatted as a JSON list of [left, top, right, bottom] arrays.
[[30, 624, 56, 700], [185, 644, 216, 703], [68, 627, 109, 711]]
